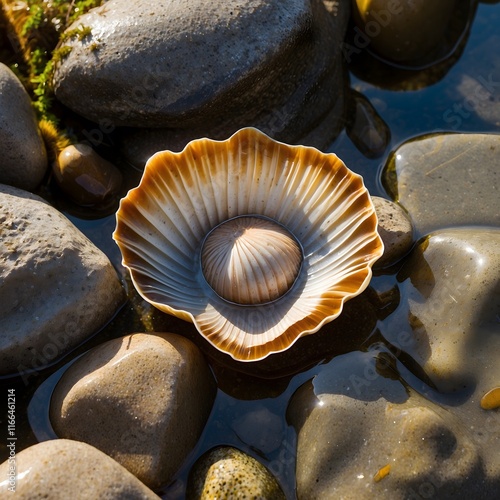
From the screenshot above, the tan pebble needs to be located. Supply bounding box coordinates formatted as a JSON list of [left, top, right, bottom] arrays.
[[373, 463, 391, 482], [54, 143, 122, 206], [480, 387, 500, 410]]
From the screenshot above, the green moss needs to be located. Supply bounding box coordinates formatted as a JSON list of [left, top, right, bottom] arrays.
[[4, 0, 104, 125], [60, 25, 93, 43], [30, 45, 72, 124]]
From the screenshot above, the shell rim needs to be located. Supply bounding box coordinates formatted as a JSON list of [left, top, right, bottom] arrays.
[[113, 127, 384, 362]]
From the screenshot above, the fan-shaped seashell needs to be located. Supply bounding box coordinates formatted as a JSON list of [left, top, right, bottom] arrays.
[[113, 128, 383, 361]]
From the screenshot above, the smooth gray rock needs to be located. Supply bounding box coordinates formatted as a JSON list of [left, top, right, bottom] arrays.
[[0, 184, 124, 376], [50, 333, 217, 489], [53, 0, 349, 149], [0, 439, 160, 499], [0, 63, 47, 190], [383, 133, 500, 236]]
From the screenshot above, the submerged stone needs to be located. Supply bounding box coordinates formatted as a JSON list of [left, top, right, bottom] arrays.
[[53, 143, 123, 207], [447, 34, 500, 130], [288, 350, 500, 499], [345, 89, 391, 159], [392, 228, 500, 394], [381, 228, 500, 479], [383, 133, 500, 236]]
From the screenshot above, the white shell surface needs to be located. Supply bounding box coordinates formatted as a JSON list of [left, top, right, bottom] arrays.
[[113, 128, 384, 361]]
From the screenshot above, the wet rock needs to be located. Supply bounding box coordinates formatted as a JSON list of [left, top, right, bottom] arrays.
[[186, 446, 286, 499], [53, 0, 349, 149], [53, 143, 123, 206], [0, 439, 160, 499], [50, 333, 216, 489], [392, 228, 500, 394], [346, 90, 391, 159], [288, 350, 499, 499], [372, 196, 414, 268], [382, 133, 500, 236], [352, 0, 457, 64], [0, 63, 47, 190], [383, 228, 500, 478], [347, 0, 475, 89], [0, 184, 124, 376]]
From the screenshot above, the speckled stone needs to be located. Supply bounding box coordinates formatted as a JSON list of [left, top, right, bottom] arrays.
[[0, 184, 124, 376], [50, 333, 216, 489], [0, 439, 160, 499], [186, 446, 286, 499], [288, 350, 499, 499], [0, 63, 47, 190], [382, 133, 500, 236], [53, 0, 349, 150], [372, 196, 414, 268]]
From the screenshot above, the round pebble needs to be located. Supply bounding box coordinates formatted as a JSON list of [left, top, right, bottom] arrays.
[[186, 446, 286, 499], [54, 143, 122, 206], [480, 387, 500, 410], [372, 196, 414, 268]]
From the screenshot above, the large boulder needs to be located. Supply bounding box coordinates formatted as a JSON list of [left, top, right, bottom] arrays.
[[53, 0, 350, 148], [0, 184, 124, 376]]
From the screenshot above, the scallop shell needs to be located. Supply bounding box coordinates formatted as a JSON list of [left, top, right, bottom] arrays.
[[113, 128, 384, 361]]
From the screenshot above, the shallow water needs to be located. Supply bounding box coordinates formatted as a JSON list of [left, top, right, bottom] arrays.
[[1, 2, 499, 499]]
